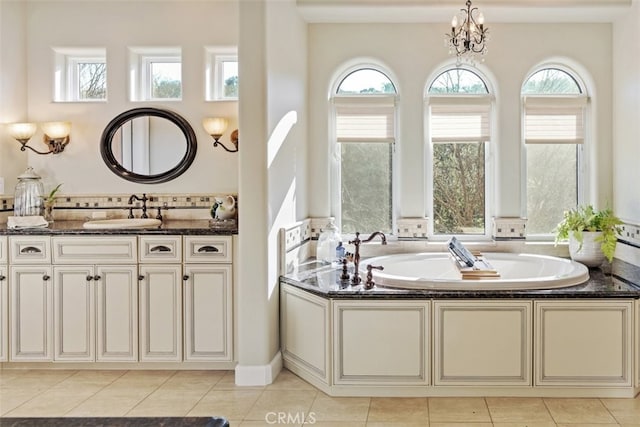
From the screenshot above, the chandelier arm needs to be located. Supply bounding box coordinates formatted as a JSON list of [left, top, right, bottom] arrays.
[[19, 141, 52, 155], [213, 140, 239, 153]]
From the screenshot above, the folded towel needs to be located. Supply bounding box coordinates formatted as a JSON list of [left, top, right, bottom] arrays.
[[7, 216, 49, 229]]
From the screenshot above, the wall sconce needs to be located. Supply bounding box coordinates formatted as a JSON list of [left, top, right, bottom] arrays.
[[6, 121, 71, 155], [202, 117, 239, 153]]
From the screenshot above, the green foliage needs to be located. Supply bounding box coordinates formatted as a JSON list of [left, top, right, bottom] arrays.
[[554, 205, 623, 262], [152, 78, 181, 99], [43, 183, 63, 206], [224, 75, 238, 97]]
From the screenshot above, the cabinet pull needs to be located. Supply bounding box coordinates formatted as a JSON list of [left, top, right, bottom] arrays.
[[150, 245, 171, 252], [94, 275, 101, 281], [20, 246, 42, 254], [0, 275, 5, 281], [182, 275, 189, 281], [86, 275, 93, 281], [43, 275, 50, 281], [197, 245, 219, 253], [138, 275, 145, 281]]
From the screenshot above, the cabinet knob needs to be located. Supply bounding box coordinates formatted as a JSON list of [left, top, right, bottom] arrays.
[[138, 275, 145, 281], [182, 275, 189, 281], [43, 275, 50, 281], [94, 275, 101, 281], [86, 275, 93, 281], [0, 275, 5, 281]]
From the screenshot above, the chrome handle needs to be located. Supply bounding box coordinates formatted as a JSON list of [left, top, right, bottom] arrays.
[[197, 245, 219, 253], [150, 245, 171, 252]]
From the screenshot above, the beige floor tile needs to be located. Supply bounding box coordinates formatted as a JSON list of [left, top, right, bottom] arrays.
[[367, 423, 429, 427], [213, 370, 266, 390], [309, 394, 370, 422], [0, 369, 29, 385], [0, 369, 76, 392], [267, 369, 318, 391], [65, 388, 155, 417], [556, 424, 619, 427], [367, 397, 429, 423], [4, 388, 95, 417], [157, 370, 224, 393], [486, 397, 555, 423], [54, 369, 126, 387], [188, 389, 263, 420], [544, 398, 617, 424], [428, 397, 490, 423], [244, 390, 318, 421], [0, 389, 45, 416], [493, 423, 556, 427], [310, 423, 367, 427], [430, 423, 490, 427], [126, 389, 207, 417], [238, 422, 301, 427], [601, 397, 640, 424], [113, 370, 175, 387]]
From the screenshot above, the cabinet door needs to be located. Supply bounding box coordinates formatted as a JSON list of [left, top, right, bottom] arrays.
[[139, 264, 182, 362], [10, 265, 53, 361], [0, 265, 7, 362], [53, 265, 95, 361], [95, 265, 138, 362], [433, 300, 532, 386], [535, 300, 633, 387], [333, 300, 430, 386], [183, 264, 232, 361]]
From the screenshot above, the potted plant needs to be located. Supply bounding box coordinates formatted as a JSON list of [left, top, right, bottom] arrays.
[[554, 204, 622, 267], [42, 183, 62, 222]]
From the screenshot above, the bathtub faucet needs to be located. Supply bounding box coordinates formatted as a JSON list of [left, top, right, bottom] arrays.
[[349, 231, 387, 286]]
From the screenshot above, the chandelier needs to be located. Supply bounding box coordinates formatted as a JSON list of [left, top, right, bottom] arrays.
[[445, 0, 489, 64]]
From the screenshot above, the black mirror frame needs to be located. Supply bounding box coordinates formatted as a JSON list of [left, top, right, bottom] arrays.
[[100, 107, 198, 184]]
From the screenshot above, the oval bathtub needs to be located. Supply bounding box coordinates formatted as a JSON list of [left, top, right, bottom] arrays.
[[361, 252, 589, 290]]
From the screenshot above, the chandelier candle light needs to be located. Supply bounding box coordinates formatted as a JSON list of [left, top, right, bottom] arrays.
[[446, 0, 489, 64]]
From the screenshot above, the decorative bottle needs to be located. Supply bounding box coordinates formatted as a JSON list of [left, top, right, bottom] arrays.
[[316, 218, 342, 265], [13, 167, 44, 217]]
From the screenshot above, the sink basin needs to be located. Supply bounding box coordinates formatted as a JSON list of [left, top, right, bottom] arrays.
[[82, 218, 162, 229]]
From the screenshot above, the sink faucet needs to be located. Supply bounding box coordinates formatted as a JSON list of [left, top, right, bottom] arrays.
[[128, 193, 148, 218], [348, 231, 387, 286]]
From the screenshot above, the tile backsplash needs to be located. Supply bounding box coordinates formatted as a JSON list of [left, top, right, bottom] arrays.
[[0, 193, 236, 222]]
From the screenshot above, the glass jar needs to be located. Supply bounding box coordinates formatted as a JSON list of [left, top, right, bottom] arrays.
[[14, 167, 44, 217], [316, 218, 342, 265]]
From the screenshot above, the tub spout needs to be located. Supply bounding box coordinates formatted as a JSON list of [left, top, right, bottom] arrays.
[[348, 231, 387, 286]]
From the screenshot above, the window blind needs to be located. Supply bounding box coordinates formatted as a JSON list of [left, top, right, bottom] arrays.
[[429, 96, 491, 143], [334, 95, 396, 143], [523, 96, 587, 144]]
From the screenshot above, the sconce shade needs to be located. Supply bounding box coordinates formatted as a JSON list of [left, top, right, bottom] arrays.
[[202, 117, 228, 138], [7, 123, 37, 142], [41, 121, 71, 139]]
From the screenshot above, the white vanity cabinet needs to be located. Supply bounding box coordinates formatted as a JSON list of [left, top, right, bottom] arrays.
[[9, 236, 53, 361], [138, 236, 183, 362], [0, 236, 7, 361], [52, 236, 138, 362], [183, 236, 233, 362]]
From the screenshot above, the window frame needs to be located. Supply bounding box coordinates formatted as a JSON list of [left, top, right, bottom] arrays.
[[330, 65, 399, 239], [520, 64, 589, 240], [53, 47, 107, 103], [129, 47, 182, 102], [205, 46, 238, 101], [425, 65, 495, 241]]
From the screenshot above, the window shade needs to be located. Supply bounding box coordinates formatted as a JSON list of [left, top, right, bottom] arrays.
[[429, 97, 491, 143], [334, 95, 396, 143], [524, 96, 587, 144]]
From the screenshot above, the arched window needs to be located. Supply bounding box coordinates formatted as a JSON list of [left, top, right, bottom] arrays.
[[426, 67, 492, 237], [332, 67, 397, 234], [522, 66, 587, 235]]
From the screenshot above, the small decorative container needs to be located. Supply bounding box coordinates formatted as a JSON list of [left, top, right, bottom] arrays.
[[13, 167, 44, 217]]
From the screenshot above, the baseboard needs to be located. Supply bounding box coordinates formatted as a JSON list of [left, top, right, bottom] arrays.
[[234, 351, 283, 386]]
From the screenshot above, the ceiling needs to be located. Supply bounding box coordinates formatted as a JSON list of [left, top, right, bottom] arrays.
[[296, 0, 634, 23]]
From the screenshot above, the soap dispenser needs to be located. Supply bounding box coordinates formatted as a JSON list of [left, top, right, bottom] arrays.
[[316, 218, 342, 265], [13, 167, 44, 217]]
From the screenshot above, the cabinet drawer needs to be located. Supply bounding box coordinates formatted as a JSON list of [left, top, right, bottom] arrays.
[[52, 236, 137, 264], [0, 236, 6, 264], [139, 236, 182, 263], [9, 236, 51, 264], [184, 236, 232, 263]]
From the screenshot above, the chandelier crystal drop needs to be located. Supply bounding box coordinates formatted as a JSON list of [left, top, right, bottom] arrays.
[[445, 0, 489, 65]]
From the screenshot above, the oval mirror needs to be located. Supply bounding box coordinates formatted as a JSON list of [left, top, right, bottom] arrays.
[[100, 107, 197, 184]]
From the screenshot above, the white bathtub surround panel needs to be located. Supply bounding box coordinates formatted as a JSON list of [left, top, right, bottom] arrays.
[[397, 217, 429, 239], [279, 219, 312, 275], [493, 217, 527, 240]]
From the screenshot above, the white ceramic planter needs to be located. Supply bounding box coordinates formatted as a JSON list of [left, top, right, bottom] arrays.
[[569, 231, 606, 267]]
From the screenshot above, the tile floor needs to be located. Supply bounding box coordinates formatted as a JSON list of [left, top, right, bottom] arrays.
[[1, 369, 639, 426]]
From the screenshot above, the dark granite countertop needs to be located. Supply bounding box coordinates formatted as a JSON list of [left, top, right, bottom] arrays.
[[0, 417, 229, 427], [0, 220, 237, 236], [280, 257, 640, 299]]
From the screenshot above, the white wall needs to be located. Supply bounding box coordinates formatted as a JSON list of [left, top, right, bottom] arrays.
[[0, 0, 29, 193], [613, 0, 640, 224], [18, 0, 238, 194], [307, 23, 614, 220]]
